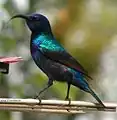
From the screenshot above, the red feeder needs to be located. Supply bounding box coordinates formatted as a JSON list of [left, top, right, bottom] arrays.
[[0, 57, 23, 74]]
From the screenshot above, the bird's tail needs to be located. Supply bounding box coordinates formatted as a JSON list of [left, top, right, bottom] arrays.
[[88, 87, 105, 108]]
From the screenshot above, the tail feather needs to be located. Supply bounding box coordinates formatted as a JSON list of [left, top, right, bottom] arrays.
[[88, 88, 105, 108]]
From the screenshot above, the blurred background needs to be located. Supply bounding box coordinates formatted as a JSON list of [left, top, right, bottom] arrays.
[[0, 0, 117, 120]]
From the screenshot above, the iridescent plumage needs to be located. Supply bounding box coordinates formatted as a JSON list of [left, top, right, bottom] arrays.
[[10, 13, 105, 107]]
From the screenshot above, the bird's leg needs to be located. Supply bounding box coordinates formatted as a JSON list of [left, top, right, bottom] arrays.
[[65, 83, 71, 103], [65, 83, 71, 112], [34, 79, 53, 102]]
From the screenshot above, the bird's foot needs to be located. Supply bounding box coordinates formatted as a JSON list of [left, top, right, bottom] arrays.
[[33, 93, 41, 104], [65, 97, 71, 105], [65, 97, 71, 112]]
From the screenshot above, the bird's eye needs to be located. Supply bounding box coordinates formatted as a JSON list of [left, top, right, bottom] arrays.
[[32, 16, 39, 20], [30, 15, 39, 21]]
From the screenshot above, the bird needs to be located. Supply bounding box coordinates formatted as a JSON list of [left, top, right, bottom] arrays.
[[10, 13, 105, 107]]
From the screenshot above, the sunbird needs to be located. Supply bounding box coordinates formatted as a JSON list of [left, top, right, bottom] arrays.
[[10, 13, 105, 107]]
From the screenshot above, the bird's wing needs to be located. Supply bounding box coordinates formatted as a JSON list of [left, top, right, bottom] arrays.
[[39, 39, 92, 79]]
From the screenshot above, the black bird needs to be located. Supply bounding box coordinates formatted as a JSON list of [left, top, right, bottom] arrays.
[[10, 13, 105, 107]]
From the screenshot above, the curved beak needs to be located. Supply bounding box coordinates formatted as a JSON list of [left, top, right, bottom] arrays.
[[10, 14, 29, 21]]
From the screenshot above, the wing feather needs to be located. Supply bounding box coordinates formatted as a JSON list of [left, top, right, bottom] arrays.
[[38, 39, 92, 79]]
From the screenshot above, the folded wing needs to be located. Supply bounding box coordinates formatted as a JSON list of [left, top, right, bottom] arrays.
[[39, 39, 92, 79]]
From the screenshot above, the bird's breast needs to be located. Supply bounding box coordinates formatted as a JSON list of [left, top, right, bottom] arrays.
[[30, 44, 38, 55], [30, 45, 48, 73]]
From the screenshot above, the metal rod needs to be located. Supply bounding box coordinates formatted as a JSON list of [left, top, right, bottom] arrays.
[[0, 98, 116, 114]]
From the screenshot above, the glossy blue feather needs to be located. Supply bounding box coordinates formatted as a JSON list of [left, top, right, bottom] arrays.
[[32, 34, 64, 52]]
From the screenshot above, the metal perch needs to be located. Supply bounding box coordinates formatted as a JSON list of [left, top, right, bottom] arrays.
[[0, 98, 116, 114]]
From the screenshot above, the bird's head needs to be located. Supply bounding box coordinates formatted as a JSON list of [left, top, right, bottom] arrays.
[[10, 13, 52, 34]]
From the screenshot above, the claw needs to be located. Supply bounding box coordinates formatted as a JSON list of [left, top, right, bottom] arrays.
[[65, 97, 71, 105], [33, 92, 39, 99], [31, 96, 41, 110], [33, 93, 42, 104], [65, 97, 71, 112], [38, 97, 42, 104]]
